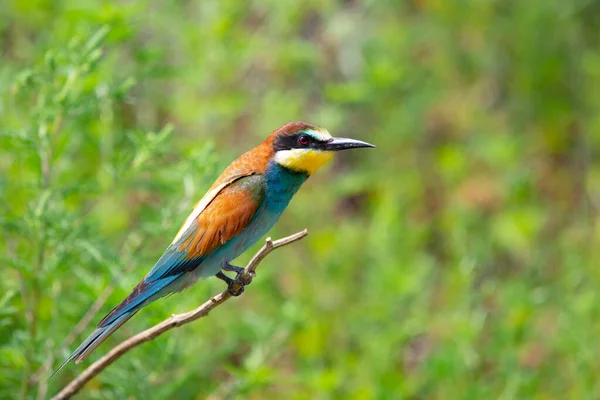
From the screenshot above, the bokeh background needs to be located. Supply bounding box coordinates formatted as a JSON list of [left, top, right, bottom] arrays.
[[2, 1, 600, 399]]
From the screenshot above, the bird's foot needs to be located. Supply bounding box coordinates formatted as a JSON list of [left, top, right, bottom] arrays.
[[215, 271, 244, 296], [237, 270, 255, 286], [215, 266, 256, 297], [229, 283, 245, 297], [223, 261, 255, 286]]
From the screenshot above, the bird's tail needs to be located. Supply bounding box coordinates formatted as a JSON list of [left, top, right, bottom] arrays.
[[51, 275, 179, 378], [50, 311, 136, 379]]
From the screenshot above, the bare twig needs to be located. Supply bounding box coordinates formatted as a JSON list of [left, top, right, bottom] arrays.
[[51, 230, 308, 400]]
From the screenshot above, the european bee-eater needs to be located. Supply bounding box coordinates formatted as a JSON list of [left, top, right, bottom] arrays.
[[54, 122, 374, 374]]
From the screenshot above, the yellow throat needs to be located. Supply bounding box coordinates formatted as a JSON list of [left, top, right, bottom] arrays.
[[274, 148, 334, 175]]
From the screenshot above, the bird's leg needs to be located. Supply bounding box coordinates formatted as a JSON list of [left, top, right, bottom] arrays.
[[222, 261, 244, 274], [215, 271, 244, 296], [215, 271, 234, 285], [223, 261, 255, 286]]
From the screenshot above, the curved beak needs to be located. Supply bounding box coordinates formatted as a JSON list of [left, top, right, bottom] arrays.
[[324, 137, 375, 151]]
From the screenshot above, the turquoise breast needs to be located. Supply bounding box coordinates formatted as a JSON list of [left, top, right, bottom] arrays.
[[262, 161, 308, 213]]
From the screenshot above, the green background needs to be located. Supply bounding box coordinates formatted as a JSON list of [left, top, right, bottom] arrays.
[[2, 1, 600, 399]]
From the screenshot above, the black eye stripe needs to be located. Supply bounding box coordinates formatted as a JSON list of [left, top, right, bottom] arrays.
[[273, 134, 298, 151], [273, 133, 328, 151]]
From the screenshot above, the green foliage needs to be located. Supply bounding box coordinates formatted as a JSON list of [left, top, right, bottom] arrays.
[[2, 0, 600, 399]]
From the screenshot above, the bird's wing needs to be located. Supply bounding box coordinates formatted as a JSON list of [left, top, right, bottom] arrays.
[[95, 174, 265, 329], [143, 173, 266, 282], [58, 148, 275, 368]]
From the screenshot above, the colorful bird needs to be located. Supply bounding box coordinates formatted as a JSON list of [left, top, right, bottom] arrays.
[[53, 122, 374, 375]]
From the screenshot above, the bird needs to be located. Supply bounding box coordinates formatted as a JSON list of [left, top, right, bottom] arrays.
[[52, 122, 374, 375]]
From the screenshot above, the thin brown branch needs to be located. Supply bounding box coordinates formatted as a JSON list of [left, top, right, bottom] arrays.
[[51, 229, 308, 400]]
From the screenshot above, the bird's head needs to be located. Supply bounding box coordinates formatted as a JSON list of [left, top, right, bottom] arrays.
[[270, 122, 375, 175]]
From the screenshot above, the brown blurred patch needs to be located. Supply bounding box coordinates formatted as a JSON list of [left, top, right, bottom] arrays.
[[211, 341, 252, 384], [535, 162, 581, 216], [425, 106, 455, 140], [227, 113, 253, 149], [277, 268, 300, 297], [334, 191, 371, 219], [127, 188, 162, 209], [453, 175, 503, 213], [519, 342, 547, 370], [403, 334, 434, 372]]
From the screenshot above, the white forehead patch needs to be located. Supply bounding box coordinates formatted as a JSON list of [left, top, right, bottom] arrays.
[[305, 129, 332, 142]]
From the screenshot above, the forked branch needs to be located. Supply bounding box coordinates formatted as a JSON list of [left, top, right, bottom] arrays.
[[51, 230, 308, 400]]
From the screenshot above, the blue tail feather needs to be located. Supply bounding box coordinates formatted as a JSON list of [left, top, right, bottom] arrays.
[[50, 312, 134, 379], [51, 274, 181, 378], [98, 276, 178, 328]]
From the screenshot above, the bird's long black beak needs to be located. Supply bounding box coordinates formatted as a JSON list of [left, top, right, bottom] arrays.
[[325, 137, 375, 151]]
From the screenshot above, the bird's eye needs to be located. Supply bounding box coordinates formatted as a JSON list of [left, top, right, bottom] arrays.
[[298, 134, 309, 146]]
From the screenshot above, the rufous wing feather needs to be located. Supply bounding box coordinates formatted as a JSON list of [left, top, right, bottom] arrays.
[[177, 175, 265, 259]]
